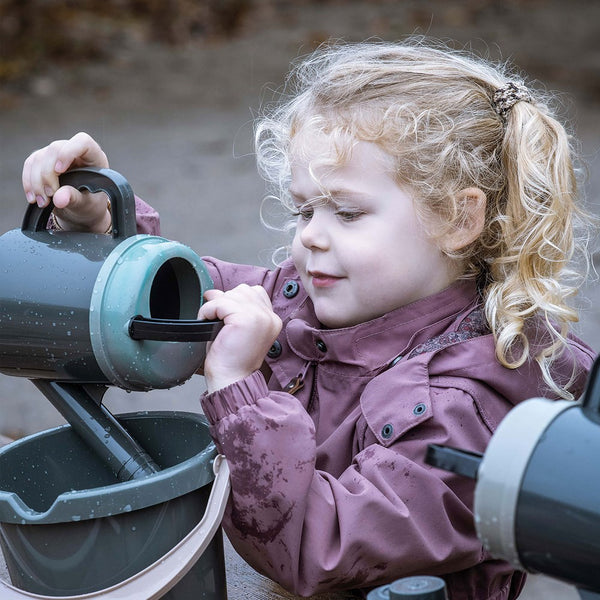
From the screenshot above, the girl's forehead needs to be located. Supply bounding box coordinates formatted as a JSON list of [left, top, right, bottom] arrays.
[[290, 136, 400, 201], [289, 126, 340, 160], [289, 126, 392, 171]]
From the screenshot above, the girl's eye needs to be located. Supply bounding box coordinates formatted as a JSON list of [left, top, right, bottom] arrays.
[[336, 209, 364, 222], [292, 206, 313, 221]]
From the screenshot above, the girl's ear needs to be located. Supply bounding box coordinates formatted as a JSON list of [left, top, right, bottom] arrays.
[[443, 187, 487, 252]]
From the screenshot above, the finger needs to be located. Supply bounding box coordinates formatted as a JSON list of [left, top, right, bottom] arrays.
[[37, 141, 66, 201], [217, 283, 271, 307], [200, 293, 266, 327], [202, 286, 276, 322], [22, 151, 39, 204], [55, 132, 109, 173], [22, 149, 50, 205], [203, 289, 225, 302], [26, 150, 57, 207], [23, 140, 68, 206], [198, 295, 245, 323]]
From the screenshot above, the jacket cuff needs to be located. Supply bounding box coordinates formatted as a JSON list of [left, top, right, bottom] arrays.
[[200, 371, 269, 423]]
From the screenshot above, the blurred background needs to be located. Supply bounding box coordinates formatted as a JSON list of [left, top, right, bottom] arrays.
[[0, 2, 599, 598], [1, 0, 599, 444]]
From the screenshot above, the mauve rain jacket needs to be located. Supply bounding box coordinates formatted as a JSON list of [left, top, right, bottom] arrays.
[[136, 201, 595, 600]]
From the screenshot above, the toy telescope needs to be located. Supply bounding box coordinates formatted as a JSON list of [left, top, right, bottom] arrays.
[[427, 354, 600, 600]]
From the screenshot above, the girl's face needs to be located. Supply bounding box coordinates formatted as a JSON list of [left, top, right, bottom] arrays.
[[290, 135, 460, 328]]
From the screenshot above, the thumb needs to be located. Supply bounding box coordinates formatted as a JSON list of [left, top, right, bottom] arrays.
[[51, 185, 86, 210], [52, 186, 110, 232]]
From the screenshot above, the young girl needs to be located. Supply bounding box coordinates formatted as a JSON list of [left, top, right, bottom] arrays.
[[22, 40, 595, 599]]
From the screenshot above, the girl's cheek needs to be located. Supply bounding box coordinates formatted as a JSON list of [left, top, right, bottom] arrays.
[[290, 232, 303, 260]]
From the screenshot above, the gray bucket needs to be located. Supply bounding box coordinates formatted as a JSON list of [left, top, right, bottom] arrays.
[[0, 411, 230, 599]]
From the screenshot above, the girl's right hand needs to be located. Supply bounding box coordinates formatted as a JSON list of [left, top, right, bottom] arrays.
[[197, 284, 283, 394], [22, 132, 112, 233]]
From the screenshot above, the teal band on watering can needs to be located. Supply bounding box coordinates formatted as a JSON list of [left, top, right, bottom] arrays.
[[89, 234, 214, 390]]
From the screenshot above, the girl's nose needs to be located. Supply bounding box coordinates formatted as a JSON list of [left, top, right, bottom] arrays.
[[299, 212, 330, 250]]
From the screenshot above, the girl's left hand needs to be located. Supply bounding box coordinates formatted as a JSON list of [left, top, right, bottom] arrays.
[[198, 284, 282, 393]]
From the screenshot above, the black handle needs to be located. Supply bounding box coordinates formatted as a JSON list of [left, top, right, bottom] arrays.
[[22, 167, 138, 239], [582, 353, 600, 423], [425, 444, 483, 480], [128, 316, 224, 342]]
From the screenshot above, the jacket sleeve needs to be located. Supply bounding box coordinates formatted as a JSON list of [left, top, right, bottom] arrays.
[[134, 195, 160, 235], [201, 371, 493, 596]]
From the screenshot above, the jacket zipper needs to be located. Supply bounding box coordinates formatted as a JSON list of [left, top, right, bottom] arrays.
[[283, 361, 318, 414], [283, 360, 312, 395]]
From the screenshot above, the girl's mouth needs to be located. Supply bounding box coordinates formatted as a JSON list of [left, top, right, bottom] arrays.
[[309, 271, 342, 288]]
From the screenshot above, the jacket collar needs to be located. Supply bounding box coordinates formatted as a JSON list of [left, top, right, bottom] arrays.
[[284, 279, 481, 375]]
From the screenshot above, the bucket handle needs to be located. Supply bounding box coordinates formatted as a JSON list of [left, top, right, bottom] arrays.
[[22, 167, 138, 240], [0, 456, 231, 600]]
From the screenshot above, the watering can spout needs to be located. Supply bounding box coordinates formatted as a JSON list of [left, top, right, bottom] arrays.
[[33, 380, 161, 481]]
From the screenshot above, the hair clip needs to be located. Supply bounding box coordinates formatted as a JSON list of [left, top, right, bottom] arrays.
[[492, 82, 532, 120]]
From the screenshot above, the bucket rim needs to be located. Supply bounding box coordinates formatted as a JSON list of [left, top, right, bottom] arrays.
[[0, 411, 217, 525]]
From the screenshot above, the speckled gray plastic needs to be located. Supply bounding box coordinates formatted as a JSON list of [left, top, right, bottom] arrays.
[[0, 411, 226, 599], [0, 167, 214, 391]]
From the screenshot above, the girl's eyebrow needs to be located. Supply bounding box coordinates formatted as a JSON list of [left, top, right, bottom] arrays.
[[326, 189, 377, 207], [328, 188, 366, 199], [288, 188, 305, 202], [289, 189, 329, 207], [289, 187, 371, 203]]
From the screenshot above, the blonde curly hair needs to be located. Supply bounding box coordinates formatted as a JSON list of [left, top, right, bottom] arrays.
[[255, 38, 592, 399]]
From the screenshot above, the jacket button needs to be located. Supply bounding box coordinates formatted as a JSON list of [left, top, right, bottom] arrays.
[[267, 340, 282, 358], [381, 424, 394, 439], [315, 339, 327, 353], [283, 280, 299, 298], [413, 403, 427, 416]]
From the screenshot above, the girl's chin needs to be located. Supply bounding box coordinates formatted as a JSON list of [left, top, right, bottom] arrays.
[[314, 307, 363, 329]]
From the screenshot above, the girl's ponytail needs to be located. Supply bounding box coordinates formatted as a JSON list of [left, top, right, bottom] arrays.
[[484, 93, 586, 397]]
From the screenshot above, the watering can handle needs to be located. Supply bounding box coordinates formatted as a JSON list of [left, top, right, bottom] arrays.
[[22, 167, 138, 240], [0, 456, 231, 600], [128, 315, 224, 342]]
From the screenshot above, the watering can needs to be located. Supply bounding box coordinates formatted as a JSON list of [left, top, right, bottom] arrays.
[[0, 168, 231, 599], [0, 167, 221, 391], [427, 354, 600, 600]]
